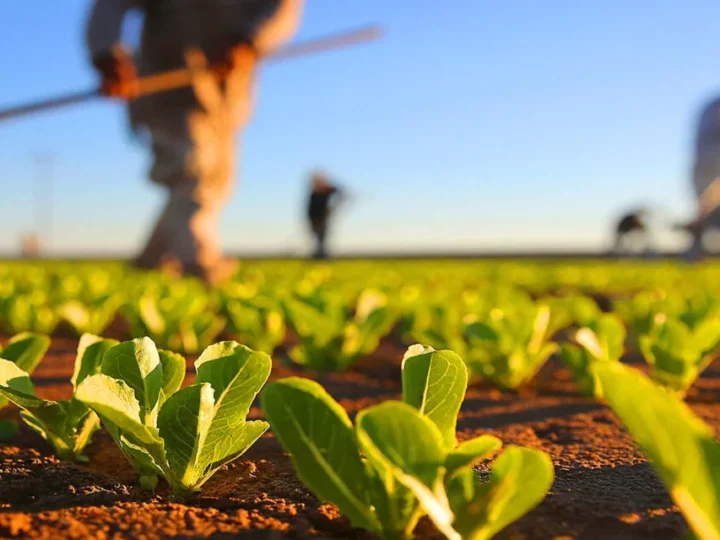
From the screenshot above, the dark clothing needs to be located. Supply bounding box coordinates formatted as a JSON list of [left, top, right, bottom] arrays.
[[614, 212, 649, 254], [616, 213, 645, 235], [307, 187, 338, 222], [307, 186, 339, 259]]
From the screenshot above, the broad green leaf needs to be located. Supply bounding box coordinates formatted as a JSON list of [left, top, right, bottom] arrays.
[[71, 334, 118, 388], [0, 359, 68, 426], [448, 446, 554, 540], [694, 318, 720, 356], [101, 338, 163, 423], [575, 328, 604, 360], [57, 301, 90, 333], [261, 378, 378, 531], [594, 362, 720, 540], [401, 349, 468, 448], [357, 401, 446, 538], [0, 359, 37, 398], [445, 435, 503, 476], [157, 383, 215, 493], [158, 350, 186, 396], [76, 374, 162, 447], [194, 346, 271, 471], [195, 341, 241, 367], [594, 314, 626, 360], [1, 333, 50, 373]]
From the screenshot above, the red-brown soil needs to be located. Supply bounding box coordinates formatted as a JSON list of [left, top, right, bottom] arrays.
[[1, 337, 718, 539]]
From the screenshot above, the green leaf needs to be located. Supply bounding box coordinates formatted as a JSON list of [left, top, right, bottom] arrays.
[[158, 350, 186, 396], [194, 345, 271, 473], [357, 401, 446, 539], [157, 383, 215, 494], [402, 348, 468, 448], [101, 338, 163, 423], [1, 333, 50, 373], [693, 318, 720, 356], [445, 435, 503, 476], [0, 360, 74, 449], [75, 374, 162, 447], [594, 362, 720, 540], [261, 378, 378, 531], [448, 446, 554, 540], [71, 334, 118, 389]]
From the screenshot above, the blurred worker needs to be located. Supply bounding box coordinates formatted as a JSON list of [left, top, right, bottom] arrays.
[[678, 96, 720, 261], [86, 0, 304, 284], [307, 171, 345, 259], [613, 208, 651, 255]]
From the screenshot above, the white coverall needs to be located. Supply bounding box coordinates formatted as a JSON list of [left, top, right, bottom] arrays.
[[86, 0, 303, 277]]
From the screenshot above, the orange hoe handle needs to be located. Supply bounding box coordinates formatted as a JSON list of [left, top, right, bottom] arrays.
[[0, 25, 383, 123]]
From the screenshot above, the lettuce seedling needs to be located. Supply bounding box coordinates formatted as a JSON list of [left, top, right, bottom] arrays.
[[57, 293, 123, 336], [594, 362, 720, 540], [559, 313, 625, 397], [262, 346, 554, 540], [76, 338, 270, 497], [0, 333, 51, 440], [2, 293, 58, 335], [221, 297, 286, 355], [123, 292, 226, 355], [281, 289, 395, 371], [464, 306, 558, 389], [542, 295, 601, 338], [0, 334, 115, 460], [639, 314, 720, 397]]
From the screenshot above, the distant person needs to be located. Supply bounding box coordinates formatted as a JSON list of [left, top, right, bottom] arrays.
[[86, 0, 304, 284], [676, 96, 720, 261], [307, 171, 345, 259], [613, 209, 651, 254]]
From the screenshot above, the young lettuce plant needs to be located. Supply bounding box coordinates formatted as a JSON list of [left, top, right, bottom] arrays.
[[639, 313, 720, 397], [281, 289, 395, 371], [76, 338, 271, 497], [0, 333, 51, 440], [559, 313, 625, 397], [464, 306, 558, 389], [57, 293, 123, 336], [594, 362, 720, 540], [262, 345, 554, 540], [221, 296, 286, 355], [2, 293, 58, 335], [0, 334, 115, 460], [123, 290, 225, 354]]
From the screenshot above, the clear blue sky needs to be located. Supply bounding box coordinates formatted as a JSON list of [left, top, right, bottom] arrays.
[[0, 1, 718, 255]]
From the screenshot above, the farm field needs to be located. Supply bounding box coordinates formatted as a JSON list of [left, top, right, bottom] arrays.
[[0, 259, 719, 539]]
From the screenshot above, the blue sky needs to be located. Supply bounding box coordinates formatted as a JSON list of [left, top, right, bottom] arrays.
[[0, 1, 718, 255]]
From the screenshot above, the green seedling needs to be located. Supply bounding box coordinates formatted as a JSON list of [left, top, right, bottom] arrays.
[[123, 292, 226, 354], [0, 334, 115, 460], [282, 288, 395, 371], [464, 306, 558, 389], [594, 362, 720, 540], [221, 297, 286, 355], [2, 293, 58, 335], [0, 332, 51, 441], [57, 293, 123, 336], [76, 338, 270, 497], [639, 314, 720, 397], [263, 345, 554, 540], [559, 313, 625, 397]]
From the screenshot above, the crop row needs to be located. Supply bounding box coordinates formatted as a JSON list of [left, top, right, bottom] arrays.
[[2, 263, 720, 397], [0, 332, 717, 539]]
